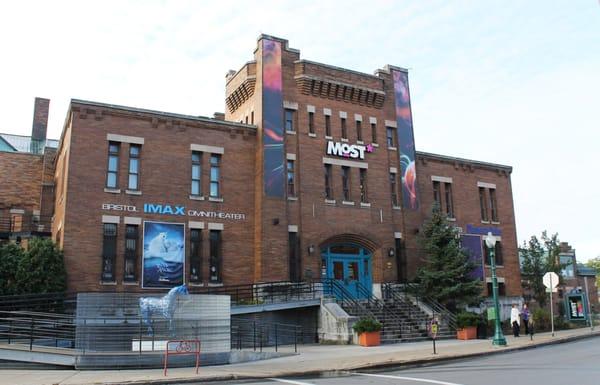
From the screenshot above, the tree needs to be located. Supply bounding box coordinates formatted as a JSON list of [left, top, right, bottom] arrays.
[[520, 231, 562, 307], [15, 238, 67, 294], [415, 205, 482, 311], [0, 243, 24, 295], [586, 256, 600, 289]]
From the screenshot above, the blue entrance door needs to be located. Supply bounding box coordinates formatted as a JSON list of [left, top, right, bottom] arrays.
[[322, 244, 372, 299]]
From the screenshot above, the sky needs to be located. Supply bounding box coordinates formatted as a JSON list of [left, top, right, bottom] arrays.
[[1, 1, 598, 260]]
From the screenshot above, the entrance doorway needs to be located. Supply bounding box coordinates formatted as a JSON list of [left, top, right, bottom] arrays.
[[321, 244, 372, 299]]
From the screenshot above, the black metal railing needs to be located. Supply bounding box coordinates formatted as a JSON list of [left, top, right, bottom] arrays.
[[0, 292, 77, 313], [382, 282, 457, 331], [230, 318, 307, 353], [0, 311, 76, 349]]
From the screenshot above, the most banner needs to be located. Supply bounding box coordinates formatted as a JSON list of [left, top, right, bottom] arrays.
[[392, 69, 419, 210], [142, 221, 185, 288], [262, 39, 285, 197]]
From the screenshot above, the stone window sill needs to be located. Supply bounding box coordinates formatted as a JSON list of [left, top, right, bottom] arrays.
[[325, 135, 333, 140], [104, 188, 121, 194], [481, 220, 490, 224], [360, 202, 371, 208], [393, 206, 402, 210], [123, 281, 139, 286], [388, 147, 397, 151], [100, 281, 117, 285], [372, 143, 379, 147], [447, 217, 456, 221], [189, 282, 204, 287], [209, 197, 224, 202], [287, 196, 298, 201], [126, 190, 142, 196], [190, 195, 205, 201], [357, 140, 364, 145], [342, 201, 355, 206], [308, 133, 317, 137], [491, 221, 501, 225], [286, 130, 296, 135], [341, 138, 349, 142], [325, 199, 336, 205], [208, 282, 223, 287]]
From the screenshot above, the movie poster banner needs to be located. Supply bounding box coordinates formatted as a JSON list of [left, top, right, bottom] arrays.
[[142, 221, 185, 288], [262, 38, 285, 197], [460, 234, 485, 280], [392, 69, 419, 210]]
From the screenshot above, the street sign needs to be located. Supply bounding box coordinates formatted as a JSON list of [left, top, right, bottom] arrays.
[[545, 287, 558, 293], [543, 272, 559, 289], [487, 308, 496, 320]]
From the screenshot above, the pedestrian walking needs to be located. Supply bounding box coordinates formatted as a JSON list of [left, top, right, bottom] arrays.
[[510, 303, 520, 337], [522, 304, 530, 335]]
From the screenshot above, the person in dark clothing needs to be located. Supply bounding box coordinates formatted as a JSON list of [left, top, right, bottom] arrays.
[[522, 303, 530, 335]]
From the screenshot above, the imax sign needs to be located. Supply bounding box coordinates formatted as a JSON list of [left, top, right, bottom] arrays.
[[326, 141, 374, 160]]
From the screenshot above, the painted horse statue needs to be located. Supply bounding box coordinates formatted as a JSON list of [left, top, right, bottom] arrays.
[[139, 284, 189, 335]]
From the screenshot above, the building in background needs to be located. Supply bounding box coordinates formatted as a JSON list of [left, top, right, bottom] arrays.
[[1, 36, 521, 305]]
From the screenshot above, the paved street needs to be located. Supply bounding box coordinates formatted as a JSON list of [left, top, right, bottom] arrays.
[[221, 336, 600, 385]]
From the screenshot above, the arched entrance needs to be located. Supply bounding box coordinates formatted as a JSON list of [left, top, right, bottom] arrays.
[[320, 243, 373, 299]]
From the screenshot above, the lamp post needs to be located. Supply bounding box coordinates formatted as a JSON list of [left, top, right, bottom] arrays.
[[485, 232, 507, 346]]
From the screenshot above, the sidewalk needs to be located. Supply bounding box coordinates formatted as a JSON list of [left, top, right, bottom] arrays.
[[1, 327, 598, 385]]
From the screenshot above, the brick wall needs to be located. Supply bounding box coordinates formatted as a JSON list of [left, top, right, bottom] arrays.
[[0, 152, 43, 212]]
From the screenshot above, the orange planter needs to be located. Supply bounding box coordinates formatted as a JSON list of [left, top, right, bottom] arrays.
[[358, 331, 381, 346], [456, 326, 477, 340]]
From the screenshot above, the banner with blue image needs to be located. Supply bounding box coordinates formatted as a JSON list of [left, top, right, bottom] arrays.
[[142, 221, 185, 288]]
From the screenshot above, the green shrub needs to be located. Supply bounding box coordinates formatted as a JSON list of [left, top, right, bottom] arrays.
[[352, 318, 382, 334], [532, 308, 551, 331], [456, 311, 479, 329]]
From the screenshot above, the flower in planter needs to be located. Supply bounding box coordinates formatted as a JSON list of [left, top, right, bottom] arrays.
[[352, 318, 382, 334]]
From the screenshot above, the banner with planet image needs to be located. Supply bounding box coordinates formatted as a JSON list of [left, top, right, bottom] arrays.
[[142, 221, 185, 288]]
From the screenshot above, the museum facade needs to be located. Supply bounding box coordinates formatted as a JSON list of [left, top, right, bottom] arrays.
[[1, 36, 521, 300]]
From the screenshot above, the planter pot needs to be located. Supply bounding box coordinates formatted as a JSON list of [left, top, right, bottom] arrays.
[[358, 331, 381, 346], [457, 326, 477, 340]]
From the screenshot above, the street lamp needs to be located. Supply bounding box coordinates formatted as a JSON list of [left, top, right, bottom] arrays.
[[485, 232, 507, 346]]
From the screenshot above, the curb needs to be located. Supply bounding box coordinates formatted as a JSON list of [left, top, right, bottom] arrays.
[[104, 330, 600, 385]]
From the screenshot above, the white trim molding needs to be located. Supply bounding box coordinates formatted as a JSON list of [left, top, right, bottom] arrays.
[[432, 175, 453, 183], [477, 181, 496, 189], [323, 108, 332, 116], [288, 225, 298, 232], [306, 105, 316, 113], [286, 153, 296, 160], [188, 221, 205, 229], [354, 114, 363, 122], [107, 134, 144, 145], [102, 215, 120, 224], [208, 222, 224, 230], [323, 157, 368, 169], [394, 232, 403, 239], [123, 217, 142, 225], [389, 167, 397, 174], [369, 117, 377, 124], [486, 277, 505, 283], [339, 111, 347, 119], [384, 120, 397, 128], [190, 143, 225, 154], [283, 101, 298, 110]]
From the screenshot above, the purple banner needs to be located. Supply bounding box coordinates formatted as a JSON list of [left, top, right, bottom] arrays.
[[461, 234, 484, 280], [392, 70, 419, 210], [262, 39, 285, 197], [466, 224, 502, 236]]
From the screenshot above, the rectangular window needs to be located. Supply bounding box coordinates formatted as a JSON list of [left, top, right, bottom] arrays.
[[487, 282, 506, 297], [308, 112, 315, 134], [445, 182, 454, 218], [325, 164, 333, 199], [359, 169, 368, 203], [484, 241, 503, 266], [106, 142, 120, 188], [371, 123, 377, 143], [101, 223, 117, 282], [209, 230, 222, 283], [289, 232, 300, 282], [287, 160, 295, 197], [285, 109, 295, 132], [251, 111, 254, 125], [479, 187, 489, 221], [560, 255, 574, 278], [342, 166, 350, 201], [210, 154, 221, 198], [124, 224, 138, 282], [325, 115, 331, 137], [432, 181, 441, 207], [341, 117, 347, 139], [128, 144, 140, 190], [190, 229, 202, 283], [191, 151, 202, 196], [356, 120, 362, 141], [386, 127, 395, 147], [390, 173, 398, 207], [490, 188, 498, 222]]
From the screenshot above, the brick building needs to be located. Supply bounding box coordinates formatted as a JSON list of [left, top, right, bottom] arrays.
[[2, 36, 521, 303]]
